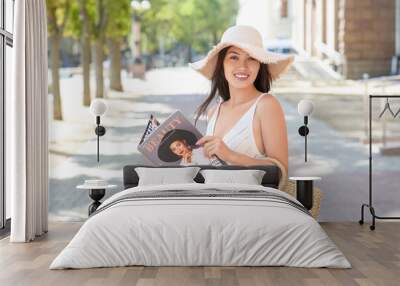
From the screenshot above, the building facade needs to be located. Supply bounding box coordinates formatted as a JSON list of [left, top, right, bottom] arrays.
[[292, 0, 396, 79]]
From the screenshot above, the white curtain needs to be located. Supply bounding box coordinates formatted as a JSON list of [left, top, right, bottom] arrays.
[[8, 0, 48, 242]]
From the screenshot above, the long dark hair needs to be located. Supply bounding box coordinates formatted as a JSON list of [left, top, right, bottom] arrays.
[[194, 46, 273, 125]]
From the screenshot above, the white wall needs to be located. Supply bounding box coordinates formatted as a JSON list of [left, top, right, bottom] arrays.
[[236, 0, 293, 42], [326, 0, 337, 52], [291, 0, 305, 51]]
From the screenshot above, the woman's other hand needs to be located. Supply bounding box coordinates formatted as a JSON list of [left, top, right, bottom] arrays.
[[196, 136, 234, 162]]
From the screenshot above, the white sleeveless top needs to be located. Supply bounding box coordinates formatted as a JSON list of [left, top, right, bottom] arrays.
[[206, 93, 269, 163]]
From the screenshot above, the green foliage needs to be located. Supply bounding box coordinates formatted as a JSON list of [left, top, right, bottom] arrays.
[[64, 0, 80, 38], [64, 0, 95, 38], [140, 0, 238, 55], [140, 0, 175, 54], [46, 0, 70, 36], [106, 0, 132, 38], [197, 0, 239, 45], [65, 0, 130, 40], [49, 0, 238, 58]]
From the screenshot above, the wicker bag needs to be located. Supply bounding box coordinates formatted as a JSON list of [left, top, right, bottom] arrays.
[[281, 179, 322, 219], [267, 157, 322, 220]]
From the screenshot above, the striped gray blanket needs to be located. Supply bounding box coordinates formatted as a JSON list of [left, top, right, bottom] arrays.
[[92, 189, 310, 217]]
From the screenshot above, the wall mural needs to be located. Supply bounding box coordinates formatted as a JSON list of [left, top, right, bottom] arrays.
[[47, 0, 400, 224]]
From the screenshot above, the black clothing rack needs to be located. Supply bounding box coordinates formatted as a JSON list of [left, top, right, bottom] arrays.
[[359, 95, 400, 230]]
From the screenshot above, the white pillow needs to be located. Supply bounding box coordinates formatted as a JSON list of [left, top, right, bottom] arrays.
[[200, 169, 266, 185], [135, 167, 200, 186]]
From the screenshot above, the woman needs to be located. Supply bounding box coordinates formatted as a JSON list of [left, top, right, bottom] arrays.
[[190, 25, 294, 188]]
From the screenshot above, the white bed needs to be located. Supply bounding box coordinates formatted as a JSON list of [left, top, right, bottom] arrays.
[[50, 183, 351, 269]]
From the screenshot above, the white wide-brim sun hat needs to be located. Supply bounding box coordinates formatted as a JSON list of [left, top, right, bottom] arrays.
[[189, 25, 295, 81]]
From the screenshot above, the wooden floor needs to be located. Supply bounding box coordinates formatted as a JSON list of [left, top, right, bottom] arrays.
[[0, 222, 399, 286]]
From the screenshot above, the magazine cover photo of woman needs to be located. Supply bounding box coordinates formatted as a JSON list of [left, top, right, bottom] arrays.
[[157, 129, 210, 165]]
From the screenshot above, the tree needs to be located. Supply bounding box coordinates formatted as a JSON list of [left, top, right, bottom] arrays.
[[78, 0, 93, 106], [47, 0, 70, 120], [92, 0, 108, 98], [106, 0, 131, 92], [67, 0, 131, 101], [67, 0, 94, 106]]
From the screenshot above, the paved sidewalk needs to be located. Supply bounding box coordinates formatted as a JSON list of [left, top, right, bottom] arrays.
[[49, 67, 400, 222]]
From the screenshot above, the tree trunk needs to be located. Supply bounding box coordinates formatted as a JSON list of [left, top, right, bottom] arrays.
[[82, 35, 91, 106], [109, 37, 123, 91], [79, 0, 91, 106], [50, 34, 63, 121], [95, 37, 104, 98], [187, 43, 192, 63]]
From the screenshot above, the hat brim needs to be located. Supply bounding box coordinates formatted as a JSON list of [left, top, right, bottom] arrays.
[[189, 42, 294, 81], [158, 130, 198, 163]]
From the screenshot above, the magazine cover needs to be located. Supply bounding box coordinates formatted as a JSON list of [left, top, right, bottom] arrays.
[[138, 114, 160, 145], [137, 111, 225, 166]]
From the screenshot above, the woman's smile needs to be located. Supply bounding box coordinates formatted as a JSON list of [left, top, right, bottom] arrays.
[[233, 72, 250, 81]]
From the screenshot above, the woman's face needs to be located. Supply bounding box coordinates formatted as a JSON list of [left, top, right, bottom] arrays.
[[223, 46, 260, 89], [170, 140, 190, 157]]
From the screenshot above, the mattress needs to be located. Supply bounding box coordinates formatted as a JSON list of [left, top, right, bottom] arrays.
[[50, 183, 351, 269]]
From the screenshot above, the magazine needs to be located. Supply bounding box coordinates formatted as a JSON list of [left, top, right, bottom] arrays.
[[137, 111, 226, 166], [138, 114, 160, 145]]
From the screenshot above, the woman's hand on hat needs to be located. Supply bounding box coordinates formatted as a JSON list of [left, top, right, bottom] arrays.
[[196, 136, 233, 162]]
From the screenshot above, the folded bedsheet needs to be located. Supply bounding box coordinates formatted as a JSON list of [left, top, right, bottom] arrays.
[[50, 183, 351, 269]]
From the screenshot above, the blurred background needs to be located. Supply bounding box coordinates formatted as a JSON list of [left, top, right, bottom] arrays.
[[34, 0, 400, 221]]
